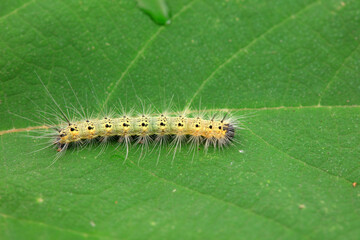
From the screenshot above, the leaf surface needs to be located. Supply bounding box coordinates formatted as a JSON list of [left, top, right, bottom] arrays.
[[1, 0, 360, 239]]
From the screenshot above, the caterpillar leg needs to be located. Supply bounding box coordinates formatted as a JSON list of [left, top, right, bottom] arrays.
[[56, 142, 66, 152]]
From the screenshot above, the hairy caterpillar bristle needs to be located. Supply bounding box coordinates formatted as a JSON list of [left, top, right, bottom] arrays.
[[18, 73, 242, 165], [54, 113, 237, 147]]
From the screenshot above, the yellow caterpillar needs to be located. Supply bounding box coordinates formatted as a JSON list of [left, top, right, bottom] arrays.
[[23, 75, 240, 164], [56, 113, 236, 152]]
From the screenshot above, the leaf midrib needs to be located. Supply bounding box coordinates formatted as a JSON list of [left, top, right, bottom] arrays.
[[2, 104, 359, 136]]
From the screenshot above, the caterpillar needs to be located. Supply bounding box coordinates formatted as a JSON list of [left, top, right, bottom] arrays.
[[20, 75, 240, 164]]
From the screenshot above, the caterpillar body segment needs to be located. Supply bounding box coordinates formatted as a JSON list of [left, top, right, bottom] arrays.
[[55, 113, 238, 155], [31, 74, 241, 163]]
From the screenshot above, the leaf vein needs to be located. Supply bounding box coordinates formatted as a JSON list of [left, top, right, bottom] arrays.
[[317, 41, 360, 104], [0, 0, 36, 21], [102, 0, 199, 108], [0, 212, 116, 240], [127, 160, 303, 237], [185, 0, 322, 109], [246, 127, 353, 183], [2, 104, 359, 135]]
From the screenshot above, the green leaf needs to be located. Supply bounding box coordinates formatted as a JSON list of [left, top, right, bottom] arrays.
[[1, 0, 360, 239]]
